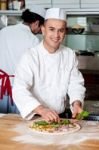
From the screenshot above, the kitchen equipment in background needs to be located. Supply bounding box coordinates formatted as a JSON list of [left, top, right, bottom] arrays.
[[76, 50, 94, 56], [95, 51, 99, 57], [83, 100, 99, 121], [90, 25, 99, 33], [84, 114, 99, 121], [13, 1, 21, 10], [7, 0, 25, 10], [87, 17, 99, 33], [72, 24, 85, 34], [7, 0, 13, 10], [0, 0, 7, 10], [0, 15, 8, 29], [1, 15, 8, 26], [72, 28, 84, 34]]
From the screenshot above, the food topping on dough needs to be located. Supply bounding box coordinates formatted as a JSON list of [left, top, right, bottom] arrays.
[[29, 119, 79, 133]]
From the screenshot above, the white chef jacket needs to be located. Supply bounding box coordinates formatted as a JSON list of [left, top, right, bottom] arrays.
[[0, 23, 39, 77], [13, 41, 86, 120]]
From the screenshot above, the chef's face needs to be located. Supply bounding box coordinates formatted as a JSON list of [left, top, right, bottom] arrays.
[[41, 19, 66, 53]]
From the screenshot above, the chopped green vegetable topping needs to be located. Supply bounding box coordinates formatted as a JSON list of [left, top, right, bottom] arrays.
[[60, 119, 70, 125], [34, 120, 49, 126], [33, 119, 71, 127], [76, 111, 90, 120]]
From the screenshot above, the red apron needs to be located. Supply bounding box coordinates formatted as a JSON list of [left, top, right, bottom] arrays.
[[0, 69, 14, 105]]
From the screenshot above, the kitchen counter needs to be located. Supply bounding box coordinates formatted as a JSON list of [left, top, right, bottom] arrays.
[[0, 114, 99, 150], [77, 55, 99, 70], [79, 69, 99, 75], [84, 100, 99, 114], [77, 56, 99, 100]]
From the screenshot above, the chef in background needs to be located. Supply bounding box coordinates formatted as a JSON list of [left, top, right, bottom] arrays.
[[0, 6, 46, 113], [13, 8, 86, 122]]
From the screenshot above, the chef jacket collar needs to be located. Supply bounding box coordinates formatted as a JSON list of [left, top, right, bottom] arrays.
[[40, 40, 61, 56]]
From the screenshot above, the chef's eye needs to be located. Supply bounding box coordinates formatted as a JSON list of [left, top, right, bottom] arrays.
[[50, 29, 54, 31], [59, 29, 65, 33], [49, 27, 54, 31]]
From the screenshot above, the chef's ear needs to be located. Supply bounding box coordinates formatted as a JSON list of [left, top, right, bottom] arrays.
[[35, 20, 39, 26]]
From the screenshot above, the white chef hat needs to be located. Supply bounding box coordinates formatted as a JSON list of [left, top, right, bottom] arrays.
[[45, 8, 66, 21], [29, 5, 46, 18]]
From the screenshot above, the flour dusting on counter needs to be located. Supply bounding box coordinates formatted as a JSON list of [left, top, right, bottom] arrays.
[[0, 113, 6, 117], [11, 121, 99, 145]]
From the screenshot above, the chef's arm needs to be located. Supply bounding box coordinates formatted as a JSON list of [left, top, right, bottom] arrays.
[[71, 100, 83, 118], [67, 52, 85, 118]]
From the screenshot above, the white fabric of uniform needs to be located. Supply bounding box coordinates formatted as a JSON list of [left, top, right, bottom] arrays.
[[29, 6, 46, 18], [45, 8, 66, 21], [13, 41, 86, 120], [0, 23, 39, 77]]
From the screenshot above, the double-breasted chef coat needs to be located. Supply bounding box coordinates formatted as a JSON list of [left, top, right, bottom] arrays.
[[13, 41, 86, 119]]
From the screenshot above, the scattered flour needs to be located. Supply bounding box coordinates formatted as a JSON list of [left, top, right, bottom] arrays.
[[11, 121, 99, 145]]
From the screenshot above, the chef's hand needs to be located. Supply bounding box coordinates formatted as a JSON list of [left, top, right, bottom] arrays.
[[72, 100, 83, 119], [34, 105, 60, 123]]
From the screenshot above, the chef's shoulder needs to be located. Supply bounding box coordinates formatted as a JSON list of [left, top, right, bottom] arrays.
[[0, 24, 17, 33]]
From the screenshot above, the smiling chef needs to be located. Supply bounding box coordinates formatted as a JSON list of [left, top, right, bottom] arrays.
[[13, 8, 86, 122]]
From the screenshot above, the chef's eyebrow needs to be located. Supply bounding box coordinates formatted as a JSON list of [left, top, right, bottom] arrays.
[[49, 26, 65, 31], [49, 26, 54, 29]]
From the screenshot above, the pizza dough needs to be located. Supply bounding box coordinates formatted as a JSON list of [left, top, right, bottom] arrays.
[[29, 119, 81, 135]]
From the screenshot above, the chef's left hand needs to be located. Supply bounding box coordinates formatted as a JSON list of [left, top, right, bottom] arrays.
[[72, 100, 83, 119]]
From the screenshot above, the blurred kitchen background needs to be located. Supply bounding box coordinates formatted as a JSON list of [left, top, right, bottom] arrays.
[[0, 0, 99, 114]]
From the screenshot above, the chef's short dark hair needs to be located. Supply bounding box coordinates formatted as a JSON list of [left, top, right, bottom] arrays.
[[21, 9, 44, 26]]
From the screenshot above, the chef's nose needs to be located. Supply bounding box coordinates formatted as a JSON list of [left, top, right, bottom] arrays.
[[54, 31, 60, 37]]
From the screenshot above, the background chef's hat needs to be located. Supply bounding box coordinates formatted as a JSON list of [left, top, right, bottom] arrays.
[[29, 5, 46, 18], [45, 8, 66, 21]]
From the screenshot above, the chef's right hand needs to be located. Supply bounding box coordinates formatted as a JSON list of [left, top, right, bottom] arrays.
[[34, 105, 60, 123]]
